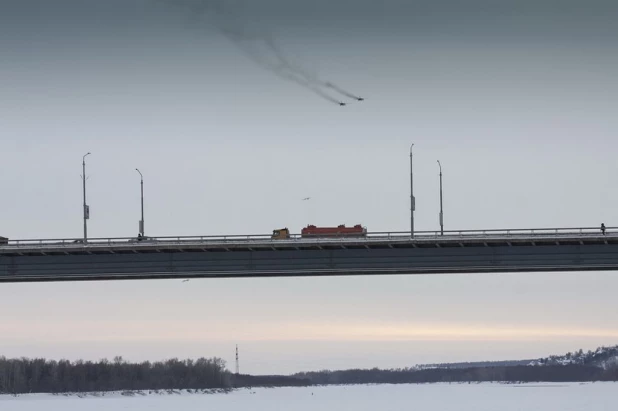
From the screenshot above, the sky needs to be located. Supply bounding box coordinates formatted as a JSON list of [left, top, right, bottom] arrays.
[[1, 0, 618, 374]]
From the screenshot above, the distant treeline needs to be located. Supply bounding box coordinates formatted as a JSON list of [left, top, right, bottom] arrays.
[[2, 351, 617, 395], [295, 365, 618, 385], [231, 374, 310, 388], [416, 360, 532, 370], [0, 356, 228, 395]]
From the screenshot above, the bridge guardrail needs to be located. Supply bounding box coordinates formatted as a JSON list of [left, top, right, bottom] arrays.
[[0, 226, 615, 249]]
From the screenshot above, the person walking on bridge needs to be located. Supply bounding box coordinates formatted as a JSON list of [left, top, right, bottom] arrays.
[[601, 223, 606, 235]]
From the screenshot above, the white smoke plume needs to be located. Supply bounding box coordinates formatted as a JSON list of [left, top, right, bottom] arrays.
[[160, 0, 364, 106]]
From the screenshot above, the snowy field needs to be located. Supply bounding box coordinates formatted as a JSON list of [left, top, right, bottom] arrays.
[[0, 382, 614, 411]]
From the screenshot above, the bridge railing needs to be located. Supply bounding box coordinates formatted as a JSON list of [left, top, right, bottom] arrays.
[[1, 226, 614, 249]]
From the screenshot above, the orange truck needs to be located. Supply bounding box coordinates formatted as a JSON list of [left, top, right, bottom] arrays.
[[271, 228, 291, 240]]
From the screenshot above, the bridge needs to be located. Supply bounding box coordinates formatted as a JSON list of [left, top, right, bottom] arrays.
[[1, 226, 617, 283]]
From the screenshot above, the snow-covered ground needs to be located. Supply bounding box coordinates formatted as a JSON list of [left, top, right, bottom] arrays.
[[0, 382, 614, 410]]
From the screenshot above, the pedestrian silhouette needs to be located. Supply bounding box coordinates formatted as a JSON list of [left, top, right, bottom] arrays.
[[601, 223, 606, 235]]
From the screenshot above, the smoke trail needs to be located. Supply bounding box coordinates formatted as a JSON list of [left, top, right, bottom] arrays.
[[324, 82, 364, 101], [160, 0, 363, 105], [260, 37, 364, 103], [223, 32, 344, 105]]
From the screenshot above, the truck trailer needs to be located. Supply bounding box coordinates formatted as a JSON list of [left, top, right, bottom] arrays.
[[301, 224, 367, 238]]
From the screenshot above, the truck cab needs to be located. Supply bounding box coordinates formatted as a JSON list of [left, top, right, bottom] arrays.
[[272, 228, 290, 240]]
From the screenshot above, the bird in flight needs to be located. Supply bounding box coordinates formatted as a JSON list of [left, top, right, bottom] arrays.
[[302, 197, 311, 201], [182, 279, 190, 283]]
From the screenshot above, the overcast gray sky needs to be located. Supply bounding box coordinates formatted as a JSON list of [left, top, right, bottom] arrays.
[[1, 0, 618, 374]]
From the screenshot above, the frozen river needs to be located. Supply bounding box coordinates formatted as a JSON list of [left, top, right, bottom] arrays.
[[0, 382, 614, 411]]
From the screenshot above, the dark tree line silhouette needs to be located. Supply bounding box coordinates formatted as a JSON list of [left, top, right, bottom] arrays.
[[0, 356, 228, 395], [294, 344, 618, 385], [295, 364, 618, 385], [2, 345, 617, 394], [230, 374, 310, 387], [531, 345, 618, 368]]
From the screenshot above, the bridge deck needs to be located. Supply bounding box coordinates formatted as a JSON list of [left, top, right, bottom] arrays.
[[1, 227, 617, 283]]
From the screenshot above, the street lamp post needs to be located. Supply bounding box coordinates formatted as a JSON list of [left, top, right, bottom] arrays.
[[437, 160, 444, 236], [136, 169, 144, 237], [410, 144, 415, 237], [82, 152, 91, 243]]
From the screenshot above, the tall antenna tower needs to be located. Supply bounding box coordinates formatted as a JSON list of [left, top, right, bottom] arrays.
[[235, 345, 239, 375]]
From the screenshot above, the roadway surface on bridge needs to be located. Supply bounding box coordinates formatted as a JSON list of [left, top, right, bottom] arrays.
[[1, 227, 617, 283]]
